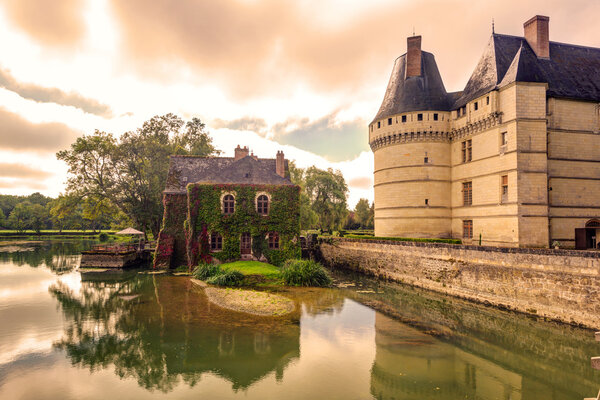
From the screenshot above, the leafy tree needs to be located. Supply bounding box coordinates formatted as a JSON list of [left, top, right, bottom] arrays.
[[0, 208, 5, 228], [57, 114, 218, 238], [354, 198, 372, 228], [29, 204, 48, 233], [288, 162, 318, 230], [304, 166, 348, 232], [8, 201, 33, 232]]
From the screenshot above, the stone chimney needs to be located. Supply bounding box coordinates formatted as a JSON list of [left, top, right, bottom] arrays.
[[234, 145, 249, 161], [524, 15, 550, 58], [276, 151, 285, 177], [406, 35, 422, 78]]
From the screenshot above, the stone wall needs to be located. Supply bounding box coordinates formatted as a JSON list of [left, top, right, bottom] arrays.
[[319, 237, 600, 329]]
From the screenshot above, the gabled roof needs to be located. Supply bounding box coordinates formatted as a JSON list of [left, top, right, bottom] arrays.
[[454, 33, 600, 107], [372, 51, 450, 122], [164, 155, 293, 193]]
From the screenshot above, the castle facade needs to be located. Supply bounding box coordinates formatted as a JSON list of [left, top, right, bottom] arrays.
[[370, 15, 600, 248]]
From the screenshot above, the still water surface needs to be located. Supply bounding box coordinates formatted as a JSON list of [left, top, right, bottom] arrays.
[[0, 240, 598, 399]]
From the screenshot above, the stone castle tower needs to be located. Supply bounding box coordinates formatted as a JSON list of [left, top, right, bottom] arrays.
[[370, 16, 600, 248]]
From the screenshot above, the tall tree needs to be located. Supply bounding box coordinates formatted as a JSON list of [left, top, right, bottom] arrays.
[[288, 162, 318, 230], [304, 166, 348, 232], [354, 198, 372, 228], [57, 114, 218, 238]]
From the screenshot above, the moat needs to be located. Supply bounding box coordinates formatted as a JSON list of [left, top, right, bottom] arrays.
[[1, 240, 599, 399]]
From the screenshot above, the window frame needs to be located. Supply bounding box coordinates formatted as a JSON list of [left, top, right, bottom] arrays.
[[461, 139, 472, 163], [401, 115, 407, 123], [210, 232, 223, 252], [417, 113, 423, 121], [462, 181, 473, 206], [501, 175, 508, 203], [222, 194, 235, 215], [268, 232, 280, 250], [256, 194, 269, 215], [463, 220, 473, 239]]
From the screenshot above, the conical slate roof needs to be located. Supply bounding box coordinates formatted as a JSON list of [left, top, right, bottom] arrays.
[[372, 51, 450, 122]]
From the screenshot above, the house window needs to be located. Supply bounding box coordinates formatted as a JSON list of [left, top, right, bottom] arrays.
[[223, 194, 235, 214], [268, 232, 280, 249], [462, 181, 472, 206], [463, 220, 473, 239], [501, 131, 507, 146], [402, 115, 407, 123], [461, 139, 472, 163], [257, 194, 269, 215], [433, 113, 438, 121], [210, 232, 223, 251], [417, 113, 423, 121], [377, 121, 381, 129], [501, 175, 508, 203], [388, 118, 392, 125], [486, 96, 490, 105], [474, 101, 478, 111]]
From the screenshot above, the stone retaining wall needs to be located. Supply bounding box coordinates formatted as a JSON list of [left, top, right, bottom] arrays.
[[319, 238, 600, 329]]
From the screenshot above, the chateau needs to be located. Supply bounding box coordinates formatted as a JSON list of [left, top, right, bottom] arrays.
[[154, 146, 300, 268], [370, 15, 600, 249]]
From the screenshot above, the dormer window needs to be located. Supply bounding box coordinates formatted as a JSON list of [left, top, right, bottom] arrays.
[[223, 194, 235, 214], [257, 194, 269, 215], [401, 115, 407, 123], [388, 118, 392, 125], [417, 113, 423, 121]]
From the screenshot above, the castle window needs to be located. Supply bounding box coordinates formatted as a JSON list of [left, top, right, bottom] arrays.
[[433, 113, 438, 121], [463, 220, 473, 239], [223, 194, 235, 214], [417, 113, 423, 121], [462, 182, 472, 206], [257, 194, 269, 215], [501, 175, 508, 203], [268, 232, 280, 249], [402, 115, 407, 123], [210, 232, 223, 251], [462, 139, 472, 163], [486, 96, 490, 105], [388, 118, 392, 125], [377, 121, 381, 129], [425, 198, 429, 205], [474, 101, 478, 111], [501, 131, 507, 146]]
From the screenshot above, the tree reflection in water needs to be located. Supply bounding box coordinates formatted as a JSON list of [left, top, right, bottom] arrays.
[[48, 274, 335, 393], [0, 240, 96, 274]]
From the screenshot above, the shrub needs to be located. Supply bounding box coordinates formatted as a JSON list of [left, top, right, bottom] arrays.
[[281, 259, 332, 287], [98, 232, 109, 242], [207, 270, 244, 286], [174, 265, 188, 273], [192, 263, 222, 280]]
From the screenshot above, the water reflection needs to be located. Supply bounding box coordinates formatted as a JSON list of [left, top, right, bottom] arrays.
[[0, 240, 96, 274], [1, 241, 599, 399]]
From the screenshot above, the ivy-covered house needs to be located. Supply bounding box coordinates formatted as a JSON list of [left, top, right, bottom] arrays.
[[154, 145, 300, 269]]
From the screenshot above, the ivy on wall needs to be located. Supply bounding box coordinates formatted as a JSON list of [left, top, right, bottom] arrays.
[[154, 183, 300, 269]]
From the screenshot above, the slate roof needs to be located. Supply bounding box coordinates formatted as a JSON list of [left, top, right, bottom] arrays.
[[374, 33, 600, 119], [372, 51, 450, 122], [164, 155, 293, 193]]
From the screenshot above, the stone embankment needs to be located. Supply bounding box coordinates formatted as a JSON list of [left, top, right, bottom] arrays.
[[319, 238, 600, 329]]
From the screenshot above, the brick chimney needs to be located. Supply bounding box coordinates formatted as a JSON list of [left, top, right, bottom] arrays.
[[275, 151, 285, 177], [406, 35, 422, 78], [524, 15, 550, 58], [234, 145, 249, 161]]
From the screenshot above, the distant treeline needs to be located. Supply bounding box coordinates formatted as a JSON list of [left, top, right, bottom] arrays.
[[0, 193, 128, 233]]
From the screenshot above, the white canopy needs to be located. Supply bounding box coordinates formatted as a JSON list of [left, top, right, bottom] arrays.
[[115, 227, 144, 235]]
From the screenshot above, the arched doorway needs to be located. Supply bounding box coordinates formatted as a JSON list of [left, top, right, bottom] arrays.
[[575, 219, 600, 249]]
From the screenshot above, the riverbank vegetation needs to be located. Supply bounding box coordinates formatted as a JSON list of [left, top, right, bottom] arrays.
[[192, 260, 332, 288]]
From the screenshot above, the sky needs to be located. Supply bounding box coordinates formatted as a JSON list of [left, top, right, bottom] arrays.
[[0, 0, 599, 208]]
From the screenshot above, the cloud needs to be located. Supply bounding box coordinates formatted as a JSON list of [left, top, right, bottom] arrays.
[[211, 116, 268, 136], [0, 179, 47, 191], [0, 68, 113, 117], [348, 176, 372, 190], [108, 0, 600, 98], [0, 163, 52, 179], [0, 0, 86, 46], [271, 112, 368, 162], [0, 107, 81, 152]]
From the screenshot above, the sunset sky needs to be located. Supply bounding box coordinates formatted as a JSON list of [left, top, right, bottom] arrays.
[[0, 0, 599, 208]]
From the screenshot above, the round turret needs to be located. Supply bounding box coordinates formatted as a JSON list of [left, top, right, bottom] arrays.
[[370, 36, 452, 238]]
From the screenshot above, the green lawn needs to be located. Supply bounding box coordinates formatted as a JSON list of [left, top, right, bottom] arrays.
[[220, 261, 281, 280]]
